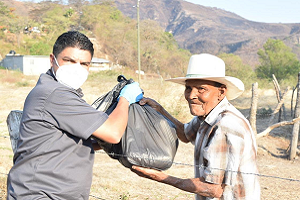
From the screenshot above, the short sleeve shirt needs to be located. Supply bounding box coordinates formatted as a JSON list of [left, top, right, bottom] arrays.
[[185, 97, 260, 200], [7, 70, 108, 200]]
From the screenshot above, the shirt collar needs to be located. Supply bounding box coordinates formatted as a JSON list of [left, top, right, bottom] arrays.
[[46, 68, 55, 79], [203, 96, 230, 126]]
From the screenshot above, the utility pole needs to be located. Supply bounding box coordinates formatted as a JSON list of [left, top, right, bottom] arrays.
[[137, 0, 141, 84], [79, 11, 83, 30]]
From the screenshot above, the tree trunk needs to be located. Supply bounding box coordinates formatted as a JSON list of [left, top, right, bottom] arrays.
[[249, 82, 258, 135], [268, 87, 289, 125], [272, 74, 287, 121], [292, 85, 298, 117], [290, 72, 300, 160], [291, 86, 295, 117]]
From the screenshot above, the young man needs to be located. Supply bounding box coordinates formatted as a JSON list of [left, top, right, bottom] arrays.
[[132, 53, 260, 199], [7, 31, 143, 199]]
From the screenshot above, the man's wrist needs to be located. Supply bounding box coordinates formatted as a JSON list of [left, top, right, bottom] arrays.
[[118, 96, 130, 106]]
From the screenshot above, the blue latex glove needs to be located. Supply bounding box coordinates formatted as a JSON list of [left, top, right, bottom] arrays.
[[119, 82, 143, 105]]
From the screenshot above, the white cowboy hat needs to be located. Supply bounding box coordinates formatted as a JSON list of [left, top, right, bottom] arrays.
[[166, 53, 244, 100]]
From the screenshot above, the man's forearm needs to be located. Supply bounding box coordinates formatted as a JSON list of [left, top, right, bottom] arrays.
[[162, 175, 223, 198]]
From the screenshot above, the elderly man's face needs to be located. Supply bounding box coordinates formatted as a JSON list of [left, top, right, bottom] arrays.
[[184, 79, 226, 117]]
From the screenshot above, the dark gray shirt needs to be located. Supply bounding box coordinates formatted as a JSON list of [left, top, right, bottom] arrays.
[[7, 70, 108, 200]]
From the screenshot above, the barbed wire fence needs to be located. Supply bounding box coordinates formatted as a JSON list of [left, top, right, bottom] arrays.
[[95, 151, 300, 182], [0, 136, 299, 199]]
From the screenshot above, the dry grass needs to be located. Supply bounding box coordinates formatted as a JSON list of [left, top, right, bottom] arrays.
[[0, 69, 300, 199]]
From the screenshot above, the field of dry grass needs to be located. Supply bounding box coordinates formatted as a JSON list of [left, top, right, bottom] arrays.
[[0, 69, 299, 199]]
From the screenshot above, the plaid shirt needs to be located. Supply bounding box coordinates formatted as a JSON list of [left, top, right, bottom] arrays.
[[185, 97, 260, 200]]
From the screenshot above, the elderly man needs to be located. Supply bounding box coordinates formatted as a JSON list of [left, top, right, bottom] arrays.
[[7, 31, 143, 199], [132, 53, 260, 199]]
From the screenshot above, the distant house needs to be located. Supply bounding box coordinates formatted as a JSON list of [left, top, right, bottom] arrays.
[[0, 54, 111, 75], [1, 54, 50, 76], [89, 58, 110, 72]]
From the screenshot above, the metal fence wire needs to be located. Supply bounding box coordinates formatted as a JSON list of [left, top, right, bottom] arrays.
[[0, 136, 299, 200]]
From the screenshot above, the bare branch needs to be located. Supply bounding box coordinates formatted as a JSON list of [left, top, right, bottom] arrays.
[[268, 87, 289, 125], [257, 117, 300, 139]]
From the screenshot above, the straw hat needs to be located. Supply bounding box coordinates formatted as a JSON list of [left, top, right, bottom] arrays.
[[166, 53, 244, 100]]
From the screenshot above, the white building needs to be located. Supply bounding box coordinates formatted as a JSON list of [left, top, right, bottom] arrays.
[[1, 54, 111, 75], [89, 57, 110, 72], [1, 54, 50, 76]]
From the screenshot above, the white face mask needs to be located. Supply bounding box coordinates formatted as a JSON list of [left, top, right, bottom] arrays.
[[53, 56, 89, 90]]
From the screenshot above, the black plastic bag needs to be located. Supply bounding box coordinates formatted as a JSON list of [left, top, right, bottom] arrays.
[[91, 75, 179, 170], [91, 75, 133, 114]]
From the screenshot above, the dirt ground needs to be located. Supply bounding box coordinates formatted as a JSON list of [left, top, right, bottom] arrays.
[[0, 71, 300, 199]]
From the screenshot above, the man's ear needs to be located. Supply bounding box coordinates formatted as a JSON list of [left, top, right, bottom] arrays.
[[50, 54, 55, 67], [50, 54, 59, 74], [218, 85, 227, 99]]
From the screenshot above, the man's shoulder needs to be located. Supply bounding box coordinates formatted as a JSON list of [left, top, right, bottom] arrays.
[[28, 73, 74, 103], [216, 108, 251, 136], [218, 108, 247, 125]]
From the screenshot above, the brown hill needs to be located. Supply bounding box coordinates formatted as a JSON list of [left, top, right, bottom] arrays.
[[5, 0, 300, 68], [1, 0, 32, 16], [114, 0, 300, 67]]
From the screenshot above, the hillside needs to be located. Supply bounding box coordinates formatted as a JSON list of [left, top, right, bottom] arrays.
[[3, 0, 300, 68], [114, 0, 300, 67]]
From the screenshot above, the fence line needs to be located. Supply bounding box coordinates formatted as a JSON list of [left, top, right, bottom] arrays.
[[94, 151, 300, 183], [1, 135, 299, 183], [0, 172, 8, 176], [1, 148, 299, 200]]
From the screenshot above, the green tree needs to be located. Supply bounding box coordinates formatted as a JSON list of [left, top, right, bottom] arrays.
[[219, 53, 256, 89], [0, 2, 10, 18], [256, 38, 300, 82], [0, 2, 20, 32], [64, 8, 74, 18], [41, 5, 77, 42], [91, 0, 114, 5], [30, 42, 51, 55], [159, 32, 178, 50]]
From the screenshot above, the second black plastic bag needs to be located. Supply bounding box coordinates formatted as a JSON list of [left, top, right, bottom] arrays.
[[91, 75, 179, 170]]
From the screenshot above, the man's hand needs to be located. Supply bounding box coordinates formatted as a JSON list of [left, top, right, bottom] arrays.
[[131, 166, 168, 182], [139, 97, 163, 113], [119, 82, 143, 105]]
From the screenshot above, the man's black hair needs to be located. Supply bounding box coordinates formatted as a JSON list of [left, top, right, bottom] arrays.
[[52, 31, 94, 58]]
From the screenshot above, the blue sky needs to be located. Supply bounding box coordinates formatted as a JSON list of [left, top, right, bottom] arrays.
[[185, 0, 300, 23]]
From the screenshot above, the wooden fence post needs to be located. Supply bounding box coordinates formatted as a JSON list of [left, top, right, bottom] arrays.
[[289, 72, 300, 160], [291, 85, 298, 117], [249, 82, 258, 135], [272, 74, 287, 121], [291, 86, 295, 117]]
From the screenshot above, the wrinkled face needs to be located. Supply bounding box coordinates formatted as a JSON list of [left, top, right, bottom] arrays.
[[50, 47, 92, 73], [184, 79, 226, 117]]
